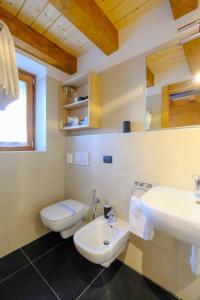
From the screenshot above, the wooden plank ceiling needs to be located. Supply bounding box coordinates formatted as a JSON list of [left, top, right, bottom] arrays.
[[48, 0, 118, 55], [0, 0, 166, 59], [0, 0, 95, 57], [147, 44, 188, 75], [0, 6, 77, 73], [95, 0, 165, 29], [0, 0, 198, 74]]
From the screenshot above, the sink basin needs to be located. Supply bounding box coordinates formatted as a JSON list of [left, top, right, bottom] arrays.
[[141, 186, 200, 247]]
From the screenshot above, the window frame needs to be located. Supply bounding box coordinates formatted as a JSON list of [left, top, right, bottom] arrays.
[[0, 69, 36, 152]]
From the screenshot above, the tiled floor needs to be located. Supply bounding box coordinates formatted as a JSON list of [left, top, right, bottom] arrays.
[[0, 232, 178, 300]]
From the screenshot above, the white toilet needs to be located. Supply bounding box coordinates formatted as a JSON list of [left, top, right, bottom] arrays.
[[40, 199, 89, 239]]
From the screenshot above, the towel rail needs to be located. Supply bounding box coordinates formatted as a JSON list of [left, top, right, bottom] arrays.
[[131, 181, 152, 195]]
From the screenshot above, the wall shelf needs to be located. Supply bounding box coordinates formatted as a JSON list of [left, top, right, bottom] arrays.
[[62, 99, 88, 110], [59, 71, 101, 131], [61, 124, 90, 131]]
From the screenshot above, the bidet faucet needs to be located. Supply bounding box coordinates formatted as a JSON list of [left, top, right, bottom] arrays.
[[194, 175, 200, 202], [92, 189, 100, 219], [107, 209, 116, 225]]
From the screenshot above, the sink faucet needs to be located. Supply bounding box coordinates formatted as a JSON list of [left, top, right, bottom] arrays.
[[107, 209, 116, 225], [194, 176, 200, 203]]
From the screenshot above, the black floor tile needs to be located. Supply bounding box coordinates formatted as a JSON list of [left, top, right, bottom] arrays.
[[34, 238, 103, 300], [0, 264, 58, 300], [22, 231, 63, 261], [0, 249, 29, 282], [79, 260, 177, 300]]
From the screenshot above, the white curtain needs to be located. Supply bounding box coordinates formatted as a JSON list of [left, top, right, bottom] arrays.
[[0, 20, 19, 110]]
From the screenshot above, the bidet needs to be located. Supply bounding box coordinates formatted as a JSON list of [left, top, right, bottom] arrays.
[[73, 216, 129, 267]]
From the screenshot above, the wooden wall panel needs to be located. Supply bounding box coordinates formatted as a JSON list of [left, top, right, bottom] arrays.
[[170, 99, 200, 127], [161, 86, 169, 128]]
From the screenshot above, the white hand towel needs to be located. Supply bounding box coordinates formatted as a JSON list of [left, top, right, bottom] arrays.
[[190, 246, 200, 276], [0, 21, 19, 110], [129, 195, 154, 240]]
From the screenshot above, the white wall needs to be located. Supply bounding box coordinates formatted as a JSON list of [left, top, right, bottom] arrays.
[[65, 52, 200, 300], [147, 94, 162, 129], [0, 53, 67, 257]]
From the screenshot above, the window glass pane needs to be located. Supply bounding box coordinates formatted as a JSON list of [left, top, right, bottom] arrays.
[[0, 80, 27, 146]]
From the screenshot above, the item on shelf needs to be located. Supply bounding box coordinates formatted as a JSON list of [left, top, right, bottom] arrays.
[[74, 97, 79, 103], [64, 117, 79, 128], [78, 96, 88, 102], [79, 116, 88, 126], [63, 86, 76, 104], [64, 121, 73, 127]]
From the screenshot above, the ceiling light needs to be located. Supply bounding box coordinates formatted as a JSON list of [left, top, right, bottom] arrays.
[[194, 73, 200, 83]]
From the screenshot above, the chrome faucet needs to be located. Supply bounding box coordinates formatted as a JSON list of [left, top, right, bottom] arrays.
[[92, 189, 100, 219], [194, 176, 200, 203], [107, 209, 116, 225]]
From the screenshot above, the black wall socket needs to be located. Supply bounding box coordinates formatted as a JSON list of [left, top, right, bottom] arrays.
[[103, 155, 112, 164]]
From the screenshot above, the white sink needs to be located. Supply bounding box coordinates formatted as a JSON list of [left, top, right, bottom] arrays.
[[141, 186, 200, 247]]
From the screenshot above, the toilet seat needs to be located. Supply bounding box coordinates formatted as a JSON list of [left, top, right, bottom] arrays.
[[40, 199, 89, 235], [41, 200, 85, 222]]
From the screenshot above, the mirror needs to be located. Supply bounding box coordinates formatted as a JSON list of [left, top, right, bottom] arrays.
[[146, 35, 200, 130]]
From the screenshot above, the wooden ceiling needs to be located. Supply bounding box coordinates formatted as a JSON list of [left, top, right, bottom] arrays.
[[147, 44, 188, 75], [0, 0, 198, 74], [0, 0, 166, 58], [0, 0, 94, 57], [170, 0, 198, 19], [94, 0, 165, 29]]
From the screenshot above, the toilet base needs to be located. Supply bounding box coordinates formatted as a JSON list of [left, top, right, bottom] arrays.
[[60, 219, 86, 239]]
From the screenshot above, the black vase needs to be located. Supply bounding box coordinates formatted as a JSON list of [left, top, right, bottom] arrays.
[[123, 121, 131, 133]]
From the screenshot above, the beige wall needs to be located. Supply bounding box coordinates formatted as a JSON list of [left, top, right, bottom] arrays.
[[0, 76, 65, 257], [147, 93, 162, 129], [65, 54, 200, 300], [68, 54, 146, 136]]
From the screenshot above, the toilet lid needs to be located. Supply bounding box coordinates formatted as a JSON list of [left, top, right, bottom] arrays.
[[40, 199, 85, 222]]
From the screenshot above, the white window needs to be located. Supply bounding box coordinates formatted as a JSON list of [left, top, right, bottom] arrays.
[[0, 70, 35, 151]]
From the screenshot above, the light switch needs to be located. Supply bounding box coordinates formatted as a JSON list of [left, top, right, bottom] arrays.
[[66, 153, 73, 164], [75, 152, 89, 166]]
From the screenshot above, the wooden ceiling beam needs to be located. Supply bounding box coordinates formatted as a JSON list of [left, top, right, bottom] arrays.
[[0, 7, 77, 74], [170, 0, 198, 19], [48, 0, 118, 55], [183, 38, 200, 76]]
